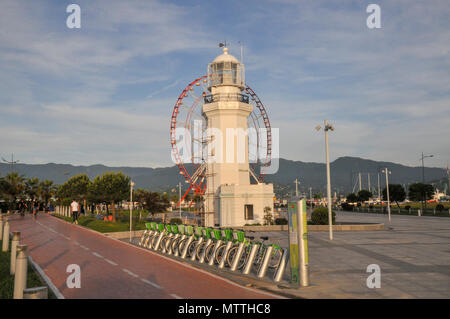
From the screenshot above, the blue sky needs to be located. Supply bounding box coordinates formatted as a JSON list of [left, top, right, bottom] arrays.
[[0, 0, 449, 169]]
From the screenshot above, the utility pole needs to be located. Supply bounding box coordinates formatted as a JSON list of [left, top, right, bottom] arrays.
[[358, 172, 362, 192], [377, 172, 381, 201], [382, 168, 391, 222], [368, 173, 371, 193], [420, 152, 434, 214], [129, 181, 135, 243], [294, 178, 300, 197], [2, 153, 19, 174], [309, 187, 313, 215], [178, 182, 182, 219]]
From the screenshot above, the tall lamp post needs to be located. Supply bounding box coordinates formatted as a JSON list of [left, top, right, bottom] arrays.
[[294, 178, 300, 197], [316, 120, 334, 240], [129, 181, 135, 243], [382, 168, 391, 222], [420, 152, 434, 214], [178, 182, 182, 219]]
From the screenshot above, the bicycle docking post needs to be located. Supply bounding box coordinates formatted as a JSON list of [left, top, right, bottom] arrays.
[[242, 243, 260, 275], [199, 238, 212, 263], [230, 242, 245, 271], [167, 234, 179, 255], [273, 248, 288, 282], [190, 237, 203, 261], [218, 241, 233, 269], [161, 233, 173, 254], [174, 234, 186, 257], [257, 245, 273, 278], [154, 231, 166, 251], [181, 235, 194, 259], [138, 230, 148, 246], [208, 240, 222, 266]]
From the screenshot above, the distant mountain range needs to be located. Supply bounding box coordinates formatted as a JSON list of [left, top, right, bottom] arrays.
[[0, 157, 447, 196]]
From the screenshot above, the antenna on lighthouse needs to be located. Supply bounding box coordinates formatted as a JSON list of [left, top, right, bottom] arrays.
[[238, 41, 244, 64]]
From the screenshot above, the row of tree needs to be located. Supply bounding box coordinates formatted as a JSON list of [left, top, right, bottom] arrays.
[[0, 171, 173, 222], [0, 172, 56, 212], [346, 183, 435, 208]]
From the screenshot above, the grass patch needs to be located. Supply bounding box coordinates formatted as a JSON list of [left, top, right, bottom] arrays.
[[0, 239, 56, 299], [51, 213, 147, 233]]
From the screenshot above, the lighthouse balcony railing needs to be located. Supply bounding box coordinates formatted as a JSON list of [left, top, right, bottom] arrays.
[[203, 93, 249, 104]]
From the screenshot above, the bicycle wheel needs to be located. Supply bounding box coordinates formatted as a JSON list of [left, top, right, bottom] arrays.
[[214, 244, 227, 264], [187, 240, 198, 258], [151, 234, 160, 250], [171, 237, 181, 253], [226, 245, 248, 269], [195, 241, 207, 260], [268, 248, 283, 269], [204, 243, 216, 263], [177, 238, 187, 255]]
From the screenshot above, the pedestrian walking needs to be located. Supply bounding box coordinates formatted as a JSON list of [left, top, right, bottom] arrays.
[[32, 200, 39, 218], [18, 200, 27, 217], [70, 199, 79, 224]]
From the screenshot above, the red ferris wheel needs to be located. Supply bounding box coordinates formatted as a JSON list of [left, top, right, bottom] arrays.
[[170, 75, 272, 204]]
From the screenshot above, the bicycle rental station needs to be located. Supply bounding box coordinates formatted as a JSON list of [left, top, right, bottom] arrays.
[[135, 198, 309, 287]]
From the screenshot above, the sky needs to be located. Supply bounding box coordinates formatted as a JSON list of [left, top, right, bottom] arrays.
[[0, 0, 449, 169]]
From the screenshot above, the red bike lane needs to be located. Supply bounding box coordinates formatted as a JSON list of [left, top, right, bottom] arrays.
[[8, 214, 281, 299]]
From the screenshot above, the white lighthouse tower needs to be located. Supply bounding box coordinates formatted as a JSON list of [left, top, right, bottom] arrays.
[[203, 47, 274, 227]]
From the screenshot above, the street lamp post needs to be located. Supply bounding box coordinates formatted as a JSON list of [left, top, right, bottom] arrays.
[[178, 182, 182, 219], [382, 168, 391, 222], [129, 181, 135, 243], [316, 120, 334, 240], [420, 152, 434, 214], [294, 178, 300, 197]]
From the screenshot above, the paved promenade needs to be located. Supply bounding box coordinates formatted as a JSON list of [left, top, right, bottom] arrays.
[[8, 214, 281, 299], [257, 212, 450, 298]]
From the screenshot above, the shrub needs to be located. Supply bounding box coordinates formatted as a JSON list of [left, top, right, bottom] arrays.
[[170, 218, 183, 224], [311, 206, 336, 225], [404, 205, 411, 210], [275, 218, 288, 225], [341, 202, 353, 211], [435, 204, 445, 212]]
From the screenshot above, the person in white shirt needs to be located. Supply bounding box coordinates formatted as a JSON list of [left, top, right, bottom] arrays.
[[70, 199, 79, 224]]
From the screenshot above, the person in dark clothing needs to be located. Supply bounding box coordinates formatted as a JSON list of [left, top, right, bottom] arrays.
[[18, 200, 27, 217]]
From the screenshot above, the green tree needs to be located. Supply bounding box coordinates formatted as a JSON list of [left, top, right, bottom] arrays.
[[39, 180, 56, 212], [357, 190, 372, 202], [408, 183, 434, 202], [346, 193, 358, 203], [25, 177, 40, 201], [90, 172, 130, 222], [382, 184, 406, 209], [142, 191, 170, 215], [3, 173, 26, 210], [133, 188, 149, 210], [313, 193, 323, 200], [65, 174, 91, 201]]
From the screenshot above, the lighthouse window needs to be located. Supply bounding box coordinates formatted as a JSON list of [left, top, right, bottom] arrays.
[[231, 63, 237, 83], [244, 204, 254, 220]]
